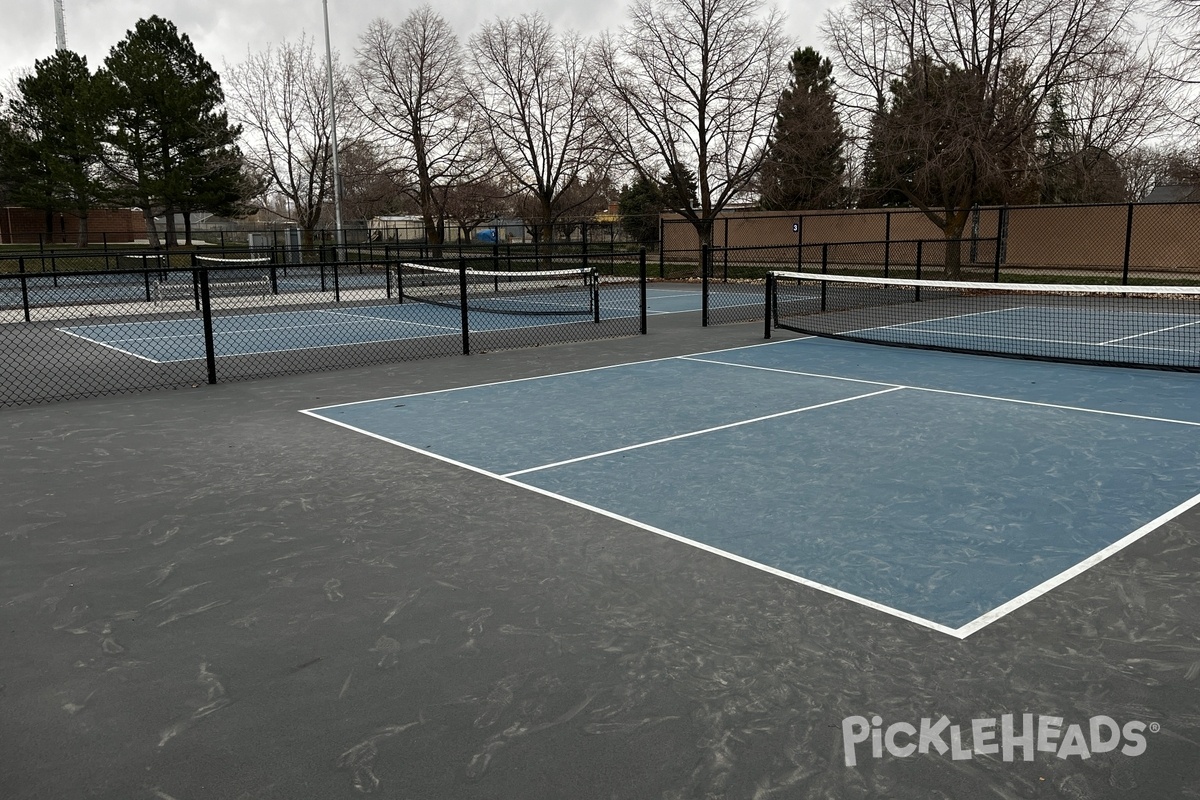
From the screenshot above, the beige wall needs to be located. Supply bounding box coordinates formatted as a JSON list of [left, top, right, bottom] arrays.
[[662, 203, 1200, 273]]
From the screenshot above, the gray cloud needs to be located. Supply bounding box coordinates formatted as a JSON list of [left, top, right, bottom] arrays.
[[3, 0, 844, 92]]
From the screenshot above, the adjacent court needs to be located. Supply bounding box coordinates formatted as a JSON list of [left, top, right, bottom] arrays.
[[52, 284, 762, 362], [304, 337, 1200, 636]]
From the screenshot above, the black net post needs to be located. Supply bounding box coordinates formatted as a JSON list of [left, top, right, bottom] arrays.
[[198, 266, 217, 385], [592, 269, 601, 323], [701, 244, 710, 327], [190, 253, 201, 311], [143, 268, 152, 302], [333, 248, 341, 303], [459, 257, 470, 355], [764, 272, 773, 339], [19, 257, 30, 322], [639, 248, 648, 335], [269, 245, 279, 295], [820, 245, 828, 311]]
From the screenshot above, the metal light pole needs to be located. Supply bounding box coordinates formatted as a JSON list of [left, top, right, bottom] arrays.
[[53, 0, 67, 50], [322, 0, 345, 249]]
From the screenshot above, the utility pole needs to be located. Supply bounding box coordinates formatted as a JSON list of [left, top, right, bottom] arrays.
[[53, 0, 67, 51], [322, 0, 345, 249]]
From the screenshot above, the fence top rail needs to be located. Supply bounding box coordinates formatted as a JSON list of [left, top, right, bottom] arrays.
[[704, 237, 1002, 254]]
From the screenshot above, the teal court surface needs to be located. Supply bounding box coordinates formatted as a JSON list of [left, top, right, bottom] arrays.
[[305, 337, 1200, 636]]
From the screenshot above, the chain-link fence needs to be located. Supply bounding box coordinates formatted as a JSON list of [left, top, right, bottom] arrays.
[[1, 250, 647, 407], [696, 228, 1200, 327], [664, 201, 1200, 287]]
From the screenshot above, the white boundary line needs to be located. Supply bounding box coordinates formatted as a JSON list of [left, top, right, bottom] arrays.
[[300, 337, 809, 412], [55, 328, 166, 363], [297, 410, 964, 638], [956, 490, 1200, 637], [301, 337, 1200, 638]]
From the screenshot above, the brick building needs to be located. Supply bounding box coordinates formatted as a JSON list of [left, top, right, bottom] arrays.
[[0, 207, 146, 245]]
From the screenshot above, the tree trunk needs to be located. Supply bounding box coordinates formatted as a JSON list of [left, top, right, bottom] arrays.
[[76, 211, 89, 248], [541, 196, 554, 267], [164, 211, 178, 247], [143, 207, 162, 250], [183, 211, 193, 245], [941, 209, 970, 279]]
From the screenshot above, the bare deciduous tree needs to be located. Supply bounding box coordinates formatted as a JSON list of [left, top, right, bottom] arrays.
[[826, 0, 1142, 276], [470, 13, 599, 245], [224, 35, 346, 247], [355, 6, 480, 248], [594, 0, 790, 246]]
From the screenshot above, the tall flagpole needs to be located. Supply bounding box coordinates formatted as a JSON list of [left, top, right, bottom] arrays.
[[322, 0, 345, 248]]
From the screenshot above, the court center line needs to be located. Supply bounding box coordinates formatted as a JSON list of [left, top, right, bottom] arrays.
[[316, 308, 461, 332], [502, 386, 904, 478], [1100, 318, 1200, 346], [684, 355, 1200, 427]]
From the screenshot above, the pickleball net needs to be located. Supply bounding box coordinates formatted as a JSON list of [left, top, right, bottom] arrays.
[[766, 271, 1200, 371], [393, 262, 600, 318]]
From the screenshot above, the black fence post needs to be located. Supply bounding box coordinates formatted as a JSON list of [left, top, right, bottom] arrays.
[[794, 217, 804, 273], [884, 212, 891, 278], [639, 248, 648, 335], [723, 218, 729, 282], [1122, 202, 1134, 285], [19, 257, 30, 322], [701, 243, 709, 327], [820, 245, 828, 311], [198, 266, 217, 385], [915, 241, 923, 301], [659, 218, 666, 279], [582, 220, 589, 276], [459, 257, 470, 355], [992, 234, 1002, 282], [384, 245, 393, 299]]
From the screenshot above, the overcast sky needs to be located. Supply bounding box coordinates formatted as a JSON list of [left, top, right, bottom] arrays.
[[2, 0, 848, 91]]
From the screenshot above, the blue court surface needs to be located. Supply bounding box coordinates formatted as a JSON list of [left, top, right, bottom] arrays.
[[863, 306, 1200, 367], [52, 285, 759, 362], [303, 337, 1200, 637]]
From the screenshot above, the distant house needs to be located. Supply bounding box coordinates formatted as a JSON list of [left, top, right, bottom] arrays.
[[1142, 185, 1200, 203]]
